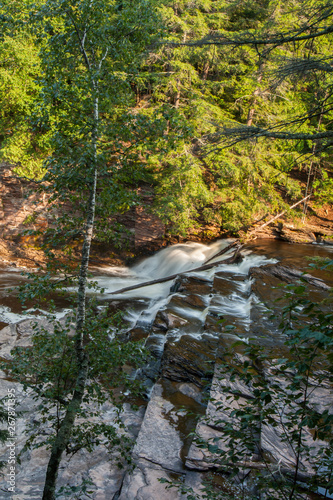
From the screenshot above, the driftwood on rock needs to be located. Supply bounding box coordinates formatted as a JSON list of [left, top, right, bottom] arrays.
[[216, 460, 314, 484], [250, 263, 330, 290], [108, 245, 243, 296], [248, 195, 311, 237]]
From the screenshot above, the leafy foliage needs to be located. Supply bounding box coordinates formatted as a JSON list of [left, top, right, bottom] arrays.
[[3, 303, 149, 484]]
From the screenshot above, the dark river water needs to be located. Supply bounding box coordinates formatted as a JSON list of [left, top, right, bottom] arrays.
[[247, 239, 333, 284]]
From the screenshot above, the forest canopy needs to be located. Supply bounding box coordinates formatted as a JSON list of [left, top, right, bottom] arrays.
[[0, 0, 332, 236]]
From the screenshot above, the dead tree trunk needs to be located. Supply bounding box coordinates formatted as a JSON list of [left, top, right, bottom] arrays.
[[246, 60, 265, 127]]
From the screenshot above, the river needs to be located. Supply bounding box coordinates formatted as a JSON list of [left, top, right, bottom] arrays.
[[1, 238, 332, 334], [0, 239, 332, 499]]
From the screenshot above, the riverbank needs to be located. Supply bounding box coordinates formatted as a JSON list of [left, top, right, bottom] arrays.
[[1, 164, 332, 269]]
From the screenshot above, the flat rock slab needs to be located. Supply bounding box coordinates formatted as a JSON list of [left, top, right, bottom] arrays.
[[0, 378, 144, 499], [0, 317, 75, 360], [250, 264, 330, 291], [212, 275, 245, 296], [132, 383, 184, 473], [0, 320, 39, 360], [118, 458, 183, 500], [118, 459, 210, 500], [176, 276, 213, 296], [118, 379, 209, 499], [164, 294, 208, 312], [181, 294, 208, 309], [0, 324, 145, 500], [161, 335, 217, 387], [186, 363, 332, 476]]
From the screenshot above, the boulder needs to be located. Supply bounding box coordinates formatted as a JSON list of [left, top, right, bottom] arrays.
[[153, 311, 188, 331]]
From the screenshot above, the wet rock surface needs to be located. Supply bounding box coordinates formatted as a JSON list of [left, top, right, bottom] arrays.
[[131, 383, 184, 472], [161, 335, 217, 387], [250, 263, 330, 290], [0, 318, 55, 360], [0, 318, 146, 500], [116, 244, 332, 498], [118, 459, 183, 500], [0, 379, 145, 500], [153, 310, 188, 331], [177, 276, 213, 296], [0, 240, 332, 498]]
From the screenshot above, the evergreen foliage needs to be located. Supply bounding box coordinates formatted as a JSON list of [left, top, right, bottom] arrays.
[[1, 0, 332, 235], [147, 0, 333, 233]]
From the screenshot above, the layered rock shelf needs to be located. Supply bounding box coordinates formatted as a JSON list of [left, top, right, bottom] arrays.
[[0, 248, 332, 499]]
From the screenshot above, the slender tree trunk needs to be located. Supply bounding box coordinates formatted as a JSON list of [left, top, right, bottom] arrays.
[[41, 358, 89, 499], [175, 78, 181, 108], [246, 60, 264, 127], [202, 61, 210, 80], [302, 92, 327, 220], [42, 94, 99, 500]]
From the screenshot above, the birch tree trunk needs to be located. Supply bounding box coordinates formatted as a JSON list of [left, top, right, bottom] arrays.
[[42, 89, 99, 499], [175, 77, 181, 108]]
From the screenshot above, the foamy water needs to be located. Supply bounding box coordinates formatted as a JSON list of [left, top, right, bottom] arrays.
[[0, 239, 276, 329]]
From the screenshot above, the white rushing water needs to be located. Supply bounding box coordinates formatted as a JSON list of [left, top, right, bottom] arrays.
[[90, 239, 277, 335], [0, 239, 277, 329], [95, 239, 238, 300], [97, 239, 251, 291], [0, 304, 72, 325]]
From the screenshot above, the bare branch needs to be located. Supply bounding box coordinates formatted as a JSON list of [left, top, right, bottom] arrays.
[[272, 57, 333, 85], [66, 9, 91, 71], [165, 24, 333, 49], [98, 48, 108, 72], [221, 126, 333, 142]]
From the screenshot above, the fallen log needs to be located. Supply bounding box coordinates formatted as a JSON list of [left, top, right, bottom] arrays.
[[186, 456, 315, 483], [224, 461, 313, 484], [249, 263, 330, 290], [203, 240, 239, 265], [108, 245, 243, 296]]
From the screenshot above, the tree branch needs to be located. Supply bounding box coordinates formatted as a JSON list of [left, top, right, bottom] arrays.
[[66, 9, 91, 71], [211, 126, 333, 149]]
